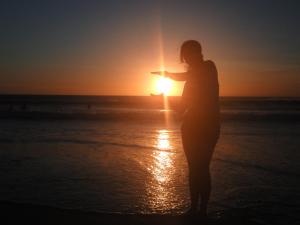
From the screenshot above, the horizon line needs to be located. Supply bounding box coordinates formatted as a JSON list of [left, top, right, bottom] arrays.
[[0, 93, 299, 98]]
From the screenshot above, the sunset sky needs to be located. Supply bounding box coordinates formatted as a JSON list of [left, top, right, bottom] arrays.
[[1, 0, 299, 96]]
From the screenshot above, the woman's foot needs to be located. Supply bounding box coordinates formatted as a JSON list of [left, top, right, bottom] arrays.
[[198, 209, 208, 220]]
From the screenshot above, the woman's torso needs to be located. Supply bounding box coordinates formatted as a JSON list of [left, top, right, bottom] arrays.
[[181, 60, 220, 130]]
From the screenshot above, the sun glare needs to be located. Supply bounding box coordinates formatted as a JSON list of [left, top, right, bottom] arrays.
[[156, 77, 172, 95]]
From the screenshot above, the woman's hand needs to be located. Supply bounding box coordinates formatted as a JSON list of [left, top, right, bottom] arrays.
[[151, 71, 169, 77], [151, 71, 188, 81]]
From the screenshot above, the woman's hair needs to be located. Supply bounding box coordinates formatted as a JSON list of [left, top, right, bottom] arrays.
[[180, 40, 203, 68]]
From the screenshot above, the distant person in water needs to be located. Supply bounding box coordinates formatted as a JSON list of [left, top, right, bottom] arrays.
[[152, 40, 220, 217]]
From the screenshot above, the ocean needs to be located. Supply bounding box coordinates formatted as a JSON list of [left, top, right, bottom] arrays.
[[0, 95, 299, 222]]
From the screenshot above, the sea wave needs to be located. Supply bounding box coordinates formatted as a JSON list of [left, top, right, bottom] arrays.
[[1, 95, 299, 122], [214, 157, 300, 178], [0, 138, 157, 151], [0, 110, 299, 122]]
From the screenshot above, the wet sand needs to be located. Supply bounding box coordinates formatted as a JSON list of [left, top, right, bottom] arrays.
[[0, 201, 283, 225]]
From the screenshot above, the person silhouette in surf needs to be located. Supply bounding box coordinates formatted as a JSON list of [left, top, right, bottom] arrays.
[[152, 40, 220, 217]]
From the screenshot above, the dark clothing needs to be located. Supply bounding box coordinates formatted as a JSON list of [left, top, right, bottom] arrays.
[[180, 60, 220, 212], [181, 60, 220, 127], [181, 60, 220, 173]]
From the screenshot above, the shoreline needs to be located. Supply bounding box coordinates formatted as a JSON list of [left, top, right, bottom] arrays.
[[0, 200, 278, 225]]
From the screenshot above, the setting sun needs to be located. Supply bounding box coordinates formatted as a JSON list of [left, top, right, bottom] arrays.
[[156, 77, 172, 95]]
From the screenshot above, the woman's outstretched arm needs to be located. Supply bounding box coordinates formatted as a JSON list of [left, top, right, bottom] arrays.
[[151, 71, 188, 81]]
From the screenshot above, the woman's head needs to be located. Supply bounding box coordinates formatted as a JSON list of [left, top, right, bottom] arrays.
[[180, 40, 203, 68]]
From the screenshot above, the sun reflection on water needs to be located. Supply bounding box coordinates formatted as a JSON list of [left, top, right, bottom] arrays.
[[146, 129, 179, 212], [156, 129, 171, 151]]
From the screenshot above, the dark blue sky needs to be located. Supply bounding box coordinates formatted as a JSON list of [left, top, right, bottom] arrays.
[[1, 0, 299, 96]]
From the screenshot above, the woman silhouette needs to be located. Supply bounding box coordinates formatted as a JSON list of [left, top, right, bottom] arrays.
[[152, 40, 220, 217]]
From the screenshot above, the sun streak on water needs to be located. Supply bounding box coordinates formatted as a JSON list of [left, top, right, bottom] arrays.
[[153, 130, 172, 183], [145, 129, 181, 212]]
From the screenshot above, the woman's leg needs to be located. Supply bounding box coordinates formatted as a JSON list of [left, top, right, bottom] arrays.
[[187, 150, 213, 216], [198, 140, 217, 216], [198, 165, 211, 216], [188, 162, 201, 212], [182, 126, 200, 213]]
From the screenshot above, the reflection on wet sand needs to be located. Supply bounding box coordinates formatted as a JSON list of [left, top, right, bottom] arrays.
[[146, 129, 179, 212]]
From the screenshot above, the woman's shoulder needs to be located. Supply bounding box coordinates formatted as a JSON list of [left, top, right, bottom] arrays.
[[204, 60, 217, 74], [204, 60, 216, 69]]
